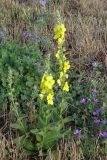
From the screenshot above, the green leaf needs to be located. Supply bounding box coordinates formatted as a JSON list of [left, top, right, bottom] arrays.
[[10, 123, 25, 133], [42, 130, 61, 149], [24, 139, 35, 152], [30, 129, 38, 134], [38, 116, 47, 128], [14, 135, 26, 146], [62, 116, 71, 124], [10, 123, 22, 130]]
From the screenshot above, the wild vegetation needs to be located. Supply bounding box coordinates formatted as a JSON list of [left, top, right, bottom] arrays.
[[1, 0, 107, 160]]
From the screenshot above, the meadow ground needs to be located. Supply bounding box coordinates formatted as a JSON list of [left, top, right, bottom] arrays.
[[1, 0, 107, 159]]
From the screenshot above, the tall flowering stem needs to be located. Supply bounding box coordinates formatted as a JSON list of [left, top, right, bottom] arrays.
[[40, 13, 70, 105], [54, 14, 70, 92]]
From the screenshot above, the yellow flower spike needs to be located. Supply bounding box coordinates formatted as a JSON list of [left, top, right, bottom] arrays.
[[63, 82, 69, 92], [64, 61, 70, 73], [47, 93, 54, 105], [54, 23, 66, 46], [40, 72, 55, 103], [41, 72, 55, 91], [53, 19, 70, 93]]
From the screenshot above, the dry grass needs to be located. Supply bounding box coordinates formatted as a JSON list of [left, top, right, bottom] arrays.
[[1, 0, 107, 60], [64, 0, 107, 65]]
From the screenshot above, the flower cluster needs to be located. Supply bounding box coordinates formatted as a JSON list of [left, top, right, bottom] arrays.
[[0, 31, 4, 36], [56, 52, 70, 92], [74, 129, 81, 137], [91, 107, 107, 138], [40, 72, 55, 105], [93, 98, 99, 103], [92, 107, 103, 116], [80, 97, 87, 104], [54, 23, 70, 92], [54, 23, 66, 46], [94, 119, 101, 125], [92, 107, 103, 125], [99, 132, 107, 138], [94, 119, 107, 125], [23, 31, 29, 39], [40, 0, 47, 6], [39, 19, 70, 105], [92, 62, 97, 68], [92, 88, 99, 95]]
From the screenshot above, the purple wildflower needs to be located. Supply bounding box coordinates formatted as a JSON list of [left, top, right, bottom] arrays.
[[99, 132, 107, 138], [34, 62, 40, 67], [32, 35, 37, 42], [94, 119, 101, 124], [74, 129, 81, 136], [80, 98, 87, 104], [40, 0, 47, 6], [97, 107, 103, 113], [92, 88, 99, 95], [38, 69, 45, 73], [0, 31, 4, 36], [101, 120, 107, 124], [23, 31, 29, 39], [92, 107, 103, 116], [92, 62, 97, 68], [93, 98, 99, 103], [92, 111, 98, 116]]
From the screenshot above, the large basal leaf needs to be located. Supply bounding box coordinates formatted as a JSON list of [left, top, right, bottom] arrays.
[[40, 129, 62, 150], [10, 123, 26, 133]]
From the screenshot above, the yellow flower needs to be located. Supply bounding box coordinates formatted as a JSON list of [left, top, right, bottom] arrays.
[[56, 50, 61, 59], [61, 24, 66, 32], [47, 93, 54, 105], [58, 38, 64, 46], [54, 23, 66, 46], [60, 71, 64, 78], [57, 79, 61, 86], [46, 75, 55, 89], [63, 82, 69, 92], [64, 61, 70, 73], [65, 74, 68, 79], [54, 34, 59, 40], [54, 24, 66, 35], [39, 93, 44, 100], [54, 24, 60, 33], [40, 72, 55, 93]]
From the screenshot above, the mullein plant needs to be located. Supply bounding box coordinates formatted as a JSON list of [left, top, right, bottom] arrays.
[[11, 13, 71, 154], [35, 13, 71, 150], [33, 13, 71, 150], [40, 12, 70, 105]]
